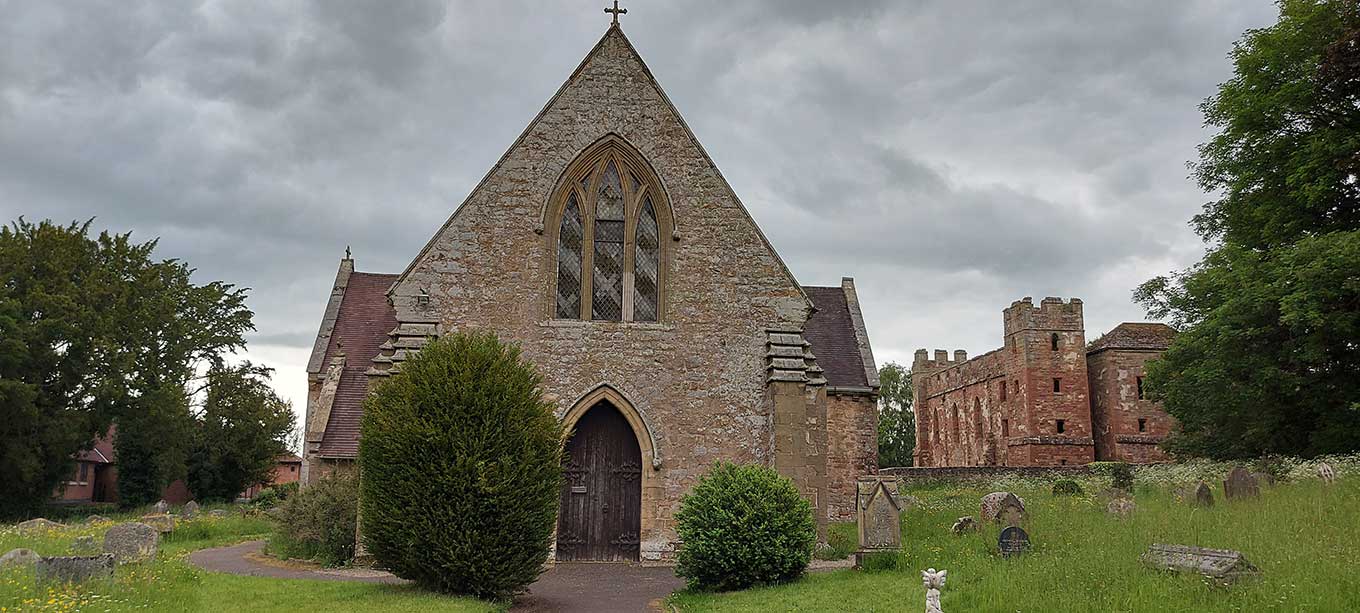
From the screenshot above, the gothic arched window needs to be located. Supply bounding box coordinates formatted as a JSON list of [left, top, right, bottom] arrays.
[[551, 137, 669, 322]]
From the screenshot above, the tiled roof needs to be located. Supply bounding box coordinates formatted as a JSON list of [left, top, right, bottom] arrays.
[[802, 286, 870, 389], [1087, 322, 1177, 353], [317, 271, 398, 459]]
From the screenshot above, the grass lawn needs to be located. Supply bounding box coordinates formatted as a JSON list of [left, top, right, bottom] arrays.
[[0, 510, 500, 613], [672, 463, 1360, 612]]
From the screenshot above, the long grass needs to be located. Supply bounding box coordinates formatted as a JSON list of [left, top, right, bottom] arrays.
[[672, 463, 1360, 612]]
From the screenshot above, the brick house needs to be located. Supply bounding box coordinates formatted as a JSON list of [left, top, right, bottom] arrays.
[[912, 297, 1177, 467], [52, 426, 194, 505], [239, 454, 303, 500], [301, 23, 880, 562]]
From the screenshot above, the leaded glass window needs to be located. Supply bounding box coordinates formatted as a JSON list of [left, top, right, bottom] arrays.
[[556, 193, 583, 318], [592, 161, 625, 320], [633, 197, 659, 322]]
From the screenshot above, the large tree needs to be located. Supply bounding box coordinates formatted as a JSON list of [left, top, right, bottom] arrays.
[[187, 364, 295, 502], [0, 219, 253, 516], [876, 362, 915, 468], [1136, 0, 1360, 459]]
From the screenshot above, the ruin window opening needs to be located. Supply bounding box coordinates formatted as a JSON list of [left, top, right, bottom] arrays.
[[1056, 419, 1066, 434], [1002, 419, 1010, 437], [1136, 376, 1145, 399], [1050, 332, 1060, 350], [1138, 418, 1147, 433], [1052, 378, 1061, 393], [999, 381, 1007, 401]]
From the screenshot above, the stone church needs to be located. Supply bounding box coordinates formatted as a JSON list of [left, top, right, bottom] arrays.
[[912, 297, 1176, 468], [301, 20, 880, 562]]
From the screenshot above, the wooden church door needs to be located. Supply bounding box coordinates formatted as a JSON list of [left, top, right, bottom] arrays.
[[557, 401, 642, 561]]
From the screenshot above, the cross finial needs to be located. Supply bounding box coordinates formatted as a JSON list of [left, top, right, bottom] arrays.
[[604, 0, 626, 25], [344, 245, 351, 260]]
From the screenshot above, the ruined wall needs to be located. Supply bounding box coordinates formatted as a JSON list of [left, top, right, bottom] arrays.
[[825, 392, 878, 521], [385, 28, 811, 560], [1087, 348, 1174, 463], [914, 298, 1095, 468]]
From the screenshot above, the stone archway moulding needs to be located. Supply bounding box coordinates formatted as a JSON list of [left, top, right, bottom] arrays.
[[561, 383, 662, 470], [534, 132, 680, 242]]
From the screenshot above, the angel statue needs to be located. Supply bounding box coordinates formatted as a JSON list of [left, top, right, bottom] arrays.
[[922, 567, 947, 613]]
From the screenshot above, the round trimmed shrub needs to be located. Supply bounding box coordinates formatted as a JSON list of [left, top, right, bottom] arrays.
[[1051, 479, 1083, 496], [674, 462, 817, 591], [359, 332, 563, 598]]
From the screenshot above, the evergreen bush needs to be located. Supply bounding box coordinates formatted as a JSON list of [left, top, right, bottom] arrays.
[[674, 462, 817, 592], [269, 469, 358, 566], [1091, 462, 1135, 491], [358, 332, 562, 599], [1050, 479, 1083, 496]]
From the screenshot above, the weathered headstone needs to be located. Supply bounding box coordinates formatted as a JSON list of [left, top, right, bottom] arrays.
[[998, 526, 1030, 558], [1172, 484, 1191, 502], [153, 499, 169, 514], [208, 509, 228, 519], [1193, 481, 1214, 507], [997, 493, 1026, 527], [16, 518, 64, 535], [1141, 544, 1260, 584], [922, 568, 947, 613], [139, 514, 176, 534], [103, 522, 159, 564], [0, 548, 41, 570], [1318, 462, 1336, 484], [1107, 497, 1137, 519], [1251, 472, 1276, 487], [84, 515, 111, 525], [980, 492, 1026, 523], [951, 516, 978, 534], [182, 501, 200, 519], [1223, 466, 1260, 500], [855, 476, 903, 567], [70, 536, 99, 555], [36, 554, 115, 583]]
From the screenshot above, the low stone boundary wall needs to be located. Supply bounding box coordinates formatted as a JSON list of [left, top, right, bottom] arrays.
[[878, 465, 1092, 485]]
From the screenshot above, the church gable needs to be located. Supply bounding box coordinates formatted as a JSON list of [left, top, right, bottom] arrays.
[[388, 24, 808, 329]]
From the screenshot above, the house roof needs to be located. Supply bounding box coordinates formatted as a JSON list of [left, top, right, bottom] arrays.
[[1087, 322, 1177, 354], [803, 285, 876, 390], [316, 269, 398, 459]]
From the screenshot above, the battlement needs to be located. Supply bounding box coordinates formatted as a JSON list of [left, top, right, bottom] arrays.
[[913, 348, 969, 373], [1003, 296, 1084, 337]]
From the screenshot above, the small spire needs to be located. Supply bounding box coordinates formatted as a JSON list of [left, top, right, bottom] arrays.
[[604, 0, 626, 25]]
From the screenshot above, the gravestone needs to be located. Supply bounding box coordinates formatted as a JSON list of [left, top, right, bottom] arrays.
[[1193, 481, 1214, 507], [1318, 463, 1336, 484], [1107, 497, 1136, 519], [1172, 485, 1191, 502], [855, 476, 903, 568], [70, 536, 99, 555], [153, 500, 169, 514], [1223, 466, 1260, 500], [1141, 544, 1260, 584], [182, 501, 200, 519], [16, 518, 64, 535], [980, 492, 1026, 523], [998, 526, 1030, 558], [103, 522, 159, 564], [922, 568, 947, 613], [0, 548, 40, 570], [1251, 472, 1275, 487], [997, 493, 1026, 527], [209, 509, 228, 518], [36, 555, 115, 583], [951, 516, 978, 534], [84, 515, 111, 525], [139, 514, 176, 534]]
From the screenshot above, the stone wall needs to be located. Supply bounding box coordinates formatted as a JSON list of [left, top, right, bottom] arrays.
[[384, 27, 815, 560], [1087, 348, 1174, 463], [879, 464, 1092, 485], [825, 392, 878, 521]]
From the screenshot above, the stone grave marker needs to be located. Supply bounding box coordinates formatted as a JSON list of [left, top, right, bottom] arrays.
[[139, 514, 176, 534], [997, 493, 1026, 527], [1141, 544, 1260, 584], [922, 568, 947, 613], [1107, 497, 1136, 519], [1251, 472, 1275, 487], [209, 509, 228, 518], [16, 518, 64, 535], [36, 554, 115, 584], [103, 522, 159, 564], [153, 500, 169, 514], [1223, 466, 1260, 500], [84, 515, 111, 525], [182, 501, 200, 519], [1172, 484, 1191, 502], [1318, 463, 1336, 484], [951, 516, 978, 534], [70, 536, 98, 555], [980, 492, 1025, 523], [1193, 481, 1214, 507], [998, 526, 1030, 558], [0, 548, 40, 570], [855, 476, 903, 567]]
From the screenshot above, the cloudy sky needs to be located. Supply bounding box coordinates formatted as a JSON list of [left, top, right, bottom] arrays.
[[1, 1, 1280, 434]]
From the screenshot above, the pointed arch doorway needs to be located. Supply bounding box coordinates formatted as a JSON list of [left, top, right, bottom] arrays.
[[557, 399, 642, 561]]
